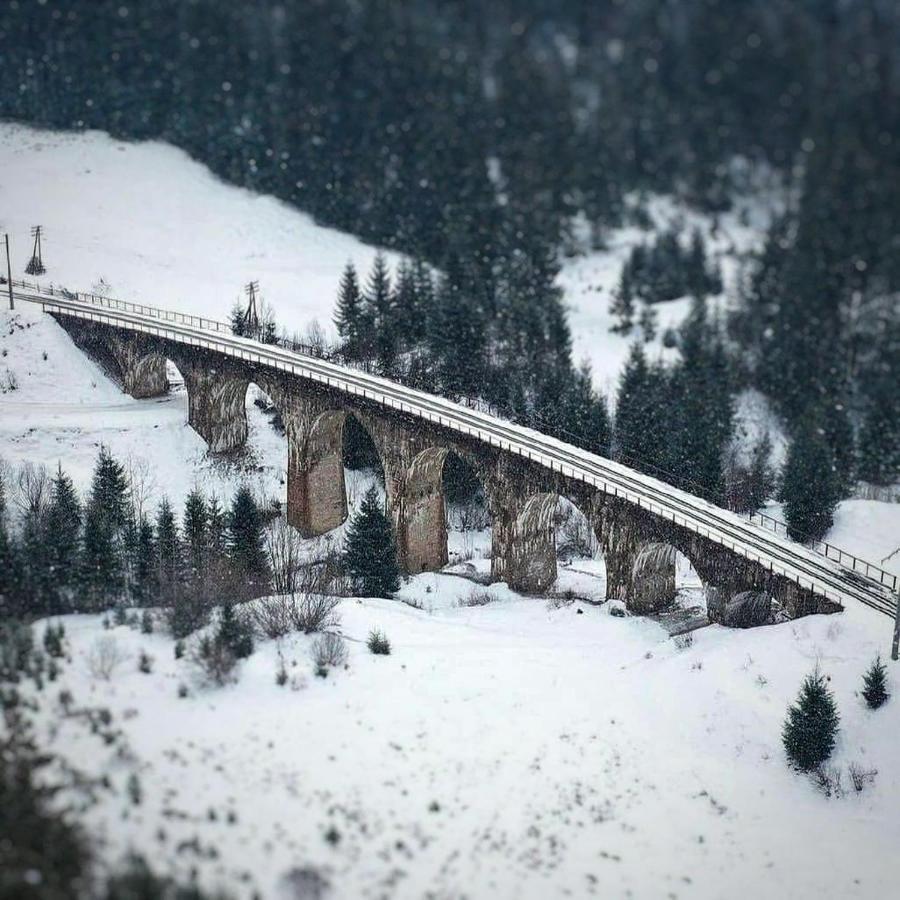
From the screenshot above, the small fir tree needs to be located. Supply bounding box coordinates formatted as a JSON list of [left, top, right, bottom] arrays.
[[216, 602, 254, 659], [183, 490, 208, 577], [782, 668, 840, 771], [861, 656, 889, 709], [45, 464, 81, 600], [343, 486, 400, 597]]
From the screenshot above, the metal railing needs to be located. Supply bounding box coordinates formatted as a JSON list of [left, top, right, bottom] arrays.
[[746, 509, 898, 592], [10, 278, 232, 335]]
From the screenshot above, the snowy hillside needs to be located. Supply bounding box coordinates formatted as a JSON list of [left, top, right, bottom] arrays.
[[0, 122, 401, 339], [2, 122, 772, 397]]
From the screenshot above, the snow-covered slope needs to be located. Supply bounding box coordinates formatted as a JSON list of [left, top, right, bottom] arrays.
[[0, 122, 400, 338]]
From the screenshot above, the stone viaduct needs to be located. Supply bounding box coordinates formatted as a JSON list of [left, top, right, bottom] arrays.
[[55, 314, 839, 622]]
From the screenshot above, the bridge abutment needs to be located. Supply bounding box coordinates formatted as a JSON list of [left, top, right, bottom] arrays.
[[174, 355, 249, 453]]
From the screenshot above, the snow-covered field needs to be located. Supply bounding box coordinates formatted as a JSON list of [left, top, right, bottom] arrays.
[[3, 122, 900, 899], [27, 593, 900, 900]]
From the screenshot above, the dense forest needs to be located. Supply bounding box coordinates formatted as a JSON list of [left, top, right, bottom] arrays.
[[1, 0, 898, 520]]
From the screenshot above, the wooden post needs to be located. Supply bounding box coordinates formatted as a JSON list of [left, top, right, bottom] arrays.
[[891, 590, 900, 661], [4, 234, 12, 311]]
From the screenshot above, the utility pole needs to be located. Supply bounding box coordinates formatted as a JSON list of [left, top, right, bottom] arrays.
[[25, 224, 45, 276], [244, 280, 260, 337], [4, 234, 13, 311]]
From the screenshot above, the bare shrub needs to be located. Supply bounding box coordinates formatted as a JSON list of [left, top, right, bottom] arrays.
[[87, 637, 126, 681], [15, 461, 50, 519], [814, 765, 844, 798], [265, 516, 305, 595], [293, 594, 340, 634], [459, 589, 493, 608], [253, 592, 340, 638], [311, 633, 347, 675], [191, 635, 237, 687], [847, 763, 877, 793]]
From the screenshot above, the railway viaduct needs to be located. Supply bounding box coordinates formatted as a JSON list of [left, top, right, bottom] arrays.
[[11, 282, 897, 626]]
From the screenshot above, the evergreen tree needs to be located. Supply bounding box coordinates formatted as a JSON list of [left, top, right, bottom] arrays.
[[334, 262, 363, 359], [780, 420, 841, 541], [206, 495, 228, 560], [132, 516, 156, 606], [229, 299, 248, 337], [215, 601, 254, 659], [609, 263, 635, 334], [343, 486, 400, 597], [0, 472, 17, 614], [783, 669, 840, 771], [45, 465, 81, 603], [746, 433, 775, 512], [183, 490, 208, 578], [228, 487, 267, 583], [365, 252, 395, 372], [861, 656, 889, 710], [155, 498, 181, 590], [46, 465, 81, 593], [614, 344, 668, 475], [82, 447, 130, 608]]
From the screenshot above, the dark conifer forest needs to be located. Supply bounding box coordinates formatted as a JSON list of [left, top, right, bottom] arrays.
[[1, 0, 898, 510]]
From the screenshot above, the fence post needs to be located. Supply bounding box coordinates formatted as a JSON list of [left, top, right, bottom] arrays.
[[892, 590, 900, 661]]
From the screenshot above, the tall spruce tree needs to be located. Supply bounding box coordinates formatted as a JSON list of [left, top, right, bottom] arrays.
[[365, 253, 396, 373], [82, 447, 130, 608], [183, 490, 208, 578], [132, 516, 156, 606], [780, 420, 841, 541], [228, 487, 267, 583], [614, 344, 667, 475], [783, 669, 840, 771], [155, 499, 181, 588], [334, 262, 363, 359], [343, 486, 400, 597], [45, 465, 82, 610]]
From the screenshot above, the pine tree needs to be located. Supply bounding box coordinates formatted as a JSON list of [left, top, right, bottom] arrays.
[[746, 432, 775, 512], [183, 490, 208, 577], [334, 262, 363, 358], [365, 252, 395, 372], [0, 472, 16, 614], [228, 486, 267, 582], [206, 495, 228, 559], [132, 517, 156, 606], [45, 465, 81, 605], [780, 419, 841, 541], [343, 486, 400, 597], [215, 601, 254, 659], [155, 498, 181, 593], [609, 262, 635, 334], [861, 656, 889, 710], [614, 344, 668, 474], [783, 669, 840, 771], [82, 447, 130, 608]]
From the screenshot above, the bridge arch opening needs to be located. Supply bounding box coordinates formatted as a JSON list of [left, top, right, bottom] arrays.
[[290, 408, 386, 537], [505, 493, 606, 598], [630, 541, 705, 615], [403, 447, 490, 576]]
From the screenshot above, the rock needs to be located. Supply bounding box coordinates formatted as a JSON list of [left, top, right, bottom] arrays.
[[721, 591, 772, 628], [607, 599, 627, 618]]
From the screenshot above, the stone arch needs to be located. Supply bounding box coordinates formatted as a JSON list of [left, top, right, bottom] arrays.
[[630, 541, 705, 614], [290, 408, 386, 537], [108, 339, 168, 399], [401, 446, 491, 574]]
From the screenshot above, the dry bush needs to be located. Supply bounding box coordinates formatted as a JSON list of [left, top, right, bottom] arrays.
[[191, 635, 237, 687], [87, 636, 126, 681], [265, 516, 305, 595], [253, 592, 340, 638], [847, 763, 877, 793], [311, 633, 347, 674], [459, 588, 493, 608]]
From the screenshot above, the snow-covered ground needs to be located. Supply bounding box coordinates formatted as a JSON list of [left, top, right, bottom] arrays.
[[27, 593, 900, 900]]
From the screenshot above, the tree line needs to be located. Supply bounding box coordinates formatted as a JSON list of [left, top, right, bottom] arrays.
[[0, 450, 269, 632]]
